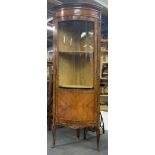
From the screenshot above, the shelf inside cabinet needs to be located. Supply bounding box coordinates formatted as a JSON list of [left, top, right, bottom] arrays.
[[100, 77, 108, 80], [59, 84, 93, 89], [100, 94, 108, 97], [59, 51, 93, 54], [101, 39, 108, 44], [47, 61, 53, 66], [100, 105, 108, 111], [102, 73, 108, 75], [101, 61, 108, 64], [101, 50, 108, 53]]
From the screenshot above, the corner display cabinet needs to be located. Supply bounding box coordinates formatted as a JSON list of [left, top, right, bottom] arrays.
[[52, 3, 102, 150]]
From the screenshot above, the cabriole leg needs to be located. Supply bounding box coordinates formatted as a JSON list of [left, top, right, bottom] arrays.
[[52, 125, 56, 148], [96, 127, 100, 151]]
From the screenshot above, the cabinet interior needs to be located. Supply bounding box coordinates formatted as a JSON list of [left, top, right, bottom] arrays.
[[58, 20, 94, 88]]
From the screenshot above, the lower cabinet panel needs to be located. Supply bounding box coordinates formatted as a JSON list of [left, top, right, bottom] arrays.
[[56, 91, 97, 124]]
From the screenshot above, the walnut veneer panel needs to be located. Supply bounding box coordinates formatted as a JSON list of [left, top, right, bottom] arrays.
[[56, 92, 97, 124]]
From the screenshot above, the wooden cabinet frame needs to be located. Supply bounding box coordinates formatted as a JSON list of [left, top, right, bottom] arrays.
[[52, 3, 101, 150]]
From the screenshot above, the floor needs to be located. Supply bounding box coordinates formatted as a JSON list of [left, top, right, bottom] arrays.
[[47, 127, 108, 155]]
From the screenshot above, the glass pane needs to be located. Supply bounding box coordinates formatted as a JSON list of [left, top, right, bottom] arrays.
[[58, 20, 94, 88]]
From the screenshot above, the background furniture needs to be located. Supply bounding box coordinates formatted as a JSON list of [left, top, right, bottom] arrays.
[[100, 39, 108, 111]]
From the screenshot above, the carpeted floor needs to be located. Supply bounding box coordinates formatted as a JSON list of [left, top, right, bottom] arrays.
[[47, 127, 108, 155]]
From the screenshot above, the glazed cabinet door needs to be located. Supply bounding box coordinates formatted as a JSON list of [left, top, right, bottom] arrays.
[[55, 19, 98, 126], [58, 20, 94, 88]]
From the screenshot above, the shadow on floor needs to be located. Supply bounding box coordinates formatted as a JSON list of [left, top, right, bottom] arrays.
[[47, 127, 108, 155]]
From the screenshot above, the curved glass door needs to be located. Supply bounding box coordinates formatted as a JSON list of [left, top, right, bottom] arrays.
[[58, 20, 94, 88]]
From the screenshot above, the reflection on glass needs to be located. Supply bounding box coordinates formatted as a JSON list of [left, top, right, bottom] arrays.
[[58, 20, 94, 88]]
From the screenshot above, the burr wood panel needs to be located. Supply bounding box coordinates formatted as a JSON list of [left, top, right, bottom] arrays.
[[56, 92, 97, 123]]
